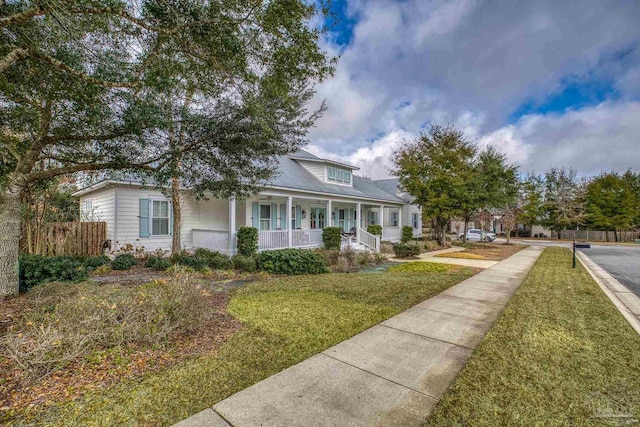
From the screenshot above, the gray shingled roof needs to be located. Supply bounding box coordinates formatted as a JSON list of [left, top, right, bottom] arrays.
[[372, 178, 413, 203], [76, 150, 405, 204], [270, 154, 405, 203]]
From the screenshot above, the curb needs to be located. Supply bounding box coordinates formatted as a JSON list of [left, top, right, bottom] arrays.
[[576, 252, 640, 336]]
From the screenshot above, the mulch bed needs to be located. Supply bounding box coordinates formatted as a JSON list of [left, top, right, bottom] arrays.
[[460, 243, 526, 261], [0, 290, 243, 417]]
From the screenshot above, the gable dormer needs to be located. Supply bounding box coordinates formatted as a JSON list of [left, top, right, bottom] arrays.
[[289, 150, 359, 188]]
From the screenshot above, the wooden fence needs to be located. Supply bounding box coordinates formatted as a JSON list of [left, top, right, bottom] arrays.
[[550, 229, 640, 242], [20, 222, 107, 257]]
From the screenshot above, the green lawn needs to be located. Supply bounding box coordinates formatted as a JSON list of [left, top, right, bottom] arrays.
[[426, 247, 640, 426], [30, 267, 474, 426]]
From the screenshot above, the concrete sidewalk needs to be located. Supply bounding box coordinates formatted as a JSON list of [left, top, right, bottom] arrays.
[[175, 246, 544, 427]]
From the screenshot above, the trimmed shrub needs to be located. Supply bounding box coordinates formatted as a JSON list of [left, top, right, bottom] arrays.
[[170, 251, 208, 271], [194, 248, 233, 270], [84, 255, 110, 270], [322, 227, 342, 250], [392, 243, 421, 258], [401, 226, 414, 243], [232, 254, 257, 272], [367, 224, 382, 236], [145, 256, 171, 271], [111, 253, 138, 271], [237, 226, 258, 257], [18, 255, 88, 293], [257, 249, 328, 275]]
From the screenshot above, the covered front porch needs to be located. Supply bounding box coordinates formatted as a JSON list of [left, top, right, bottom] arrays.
[[192, 192, 405, 254]]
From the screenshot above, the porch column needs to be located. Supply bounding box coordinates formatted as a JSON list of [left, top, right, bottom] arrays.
[[229, 197, 236, 254], [287, 196, 293, 247], [356, 202, 361, 241], [379, 204, 384, 227], [398, 206, 402, 229], [327, 200, 332, 227]]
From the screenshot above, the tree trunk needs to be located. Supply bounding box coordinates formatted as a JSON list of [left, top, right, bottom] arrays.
[[462, 215, 469, 243], [505, 227, 511, 244], [0, 190, 21, 296], [171, 178, 181, 253]]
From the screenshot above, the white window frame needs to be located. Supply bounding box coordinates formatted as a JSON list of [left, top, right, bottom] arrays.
[[327, 166, 352, 184], [310, 206, 326, 230], [259, 203, 271, 231], [150, 198, 170, 236], [412, 213, 419, 229], [390, 211, 399, 227]]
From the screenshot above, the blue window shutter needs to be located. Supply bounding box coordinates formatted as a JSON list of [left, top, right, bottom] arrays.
[[251, 202, 259, 228], [279, 203, 286, 229], [295, 205, 302, 228], [270, 203, 277, 229], [139, 198, 149, 238]]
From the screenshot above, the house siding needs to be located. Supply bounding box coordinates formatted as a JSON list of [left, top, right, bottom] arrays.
[[295, 160, 325, 182], [79, 187, 115, 242]]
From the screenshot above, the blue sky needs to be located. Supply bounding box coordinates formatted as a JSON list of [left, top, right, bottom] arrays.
[[307, 0, 640, 178]]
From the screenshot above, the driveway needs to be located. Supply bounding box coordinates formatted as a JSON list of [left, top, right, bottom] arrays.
[[582, 245, 640, 298]]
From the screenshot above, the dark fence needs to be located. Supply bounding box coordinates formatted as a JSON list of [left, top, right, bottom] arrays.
[[550, 229, 639, 242]]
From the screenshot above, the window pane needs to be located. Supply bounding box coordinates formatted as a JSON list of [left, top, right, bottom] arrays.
[[152, 218, 169, 235], [260, 205, 270, 219], [260, 219, 270, 230]]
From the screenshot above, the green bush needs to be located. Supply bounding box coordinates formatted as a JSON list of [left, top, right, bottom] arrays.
[[111, 253, 138, 271], [84, 255, 110, 270], [322, 227, 342, 250], [237, 226, 258, 257], [367, 224, 382, 236], [257, 249, 328, 275], [401, 226, 414, 243], [19, 255, 88, 293], [232, 254, 257, 272], [145, 256, 171, 271], [393, 243, 421, 258], [170, 250, 208, 271], [194, 248, 233, 270]]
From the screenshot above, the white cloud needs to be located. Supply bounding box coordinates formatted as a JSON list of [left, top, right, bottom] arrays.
[[306, 0, 640, 173]]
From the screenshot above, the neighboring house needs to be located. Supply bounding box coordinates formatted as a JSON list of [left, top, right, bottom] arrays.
[[370, 178, 423, 238], [73, 150, 422, 254]]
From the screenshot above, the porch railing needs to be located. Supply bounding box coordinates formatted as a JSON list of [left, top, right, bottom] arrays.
[[292, 229, 323, 247], [358, 228, 380, 252], [192, 229, 232, 255], [258, 230, 289, 251], [382, 226, 401, 242]]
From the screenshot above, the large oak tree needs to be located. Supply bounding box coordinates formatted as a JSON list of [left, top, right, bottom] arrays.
[[0, 0, 333, 295]]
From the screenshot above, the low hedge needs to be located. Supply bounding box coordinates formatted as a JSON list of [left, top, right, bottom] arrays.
[[322, 227, 342, 250], [257, 249, 328, 275], [170, 251, 208, 271], [232, 254, 257, 272], [111, 253, 138, 271], [19, 255, 88, 293], [367, 224, 382, 236], [401, 226, 414, 243], [145, 256, 172, 271], [393, 243, 421, 258], [194, 248, 234, 270], [84, 255, 110, 270]]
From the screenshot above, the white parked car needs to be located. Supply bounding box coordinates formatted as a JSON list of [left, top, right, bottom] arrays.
[[459, 228, 496, 242]]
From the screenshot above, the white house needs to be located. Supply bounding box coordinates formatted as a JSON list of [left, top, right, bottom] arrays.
[[73, 150, 422, 254]]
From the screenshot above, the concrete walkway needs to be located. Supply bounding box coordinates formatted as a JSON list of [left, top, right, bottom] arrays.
[[175, 246, 544, 427]]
